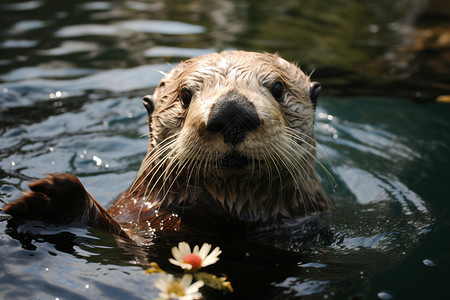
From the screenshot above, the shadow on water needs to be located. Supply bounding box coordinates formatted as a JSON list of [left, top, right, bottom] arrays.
[[1, 0, 450, 299]]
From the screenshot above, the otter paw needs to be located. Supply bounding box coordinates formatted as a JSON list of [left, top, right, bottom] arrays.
[[3, 173, 91, 225]]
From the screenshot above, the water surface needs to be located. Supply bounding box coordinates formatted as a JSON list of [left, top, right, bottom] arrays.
[[1, 0, 449, 299]]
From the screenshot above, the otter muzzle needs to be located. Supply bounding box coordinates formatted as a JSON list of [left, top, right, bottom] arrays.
[[206, 92, 260, 145]]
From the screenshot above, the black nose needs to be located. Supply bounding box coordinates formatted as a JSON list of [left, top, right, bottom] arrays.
[[206, 92, 260, 145], [142, 95, 154, 115]]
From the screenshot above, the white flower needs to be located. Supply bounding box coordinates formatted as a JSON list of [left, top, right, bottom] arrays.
[[154, 273, 204, 300], [169, 242, 222, 271]]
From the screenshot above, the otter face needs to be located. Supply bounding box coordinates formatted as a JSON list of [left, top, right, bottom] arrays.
[[150, 51, 316, 169], [136, 51, 328, 221]]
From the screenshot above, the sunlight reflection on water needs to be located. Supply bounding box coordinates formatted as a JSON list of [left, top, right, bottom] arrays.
[[0, 0, 449, 299]]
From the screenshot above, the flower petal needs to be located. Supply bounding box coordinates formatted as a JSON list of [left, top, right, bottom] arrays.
[[185, 279, 204, 293], [172, 245, 183, 261], [201, 257, 219, 267], [209, 247, 222, 259], [154, 273, 173, 291], [179, 242, 191, 258], [192, 245, 200, 255], [180, 274, 193, 287], [169, 258, 193, 270], [179, 292, 203, 300], [202, 247, 221, 267], [157, 292, 170, 299], [198, 243, 212, 260]]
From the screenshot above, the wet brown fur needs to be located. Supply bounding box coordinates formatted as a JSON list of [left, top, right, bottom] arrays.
[[3, 51, 330, 239]]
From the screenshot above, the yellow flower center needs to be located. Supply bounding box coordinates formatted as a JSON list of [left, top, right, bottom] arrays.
[[182, 253, 202, 269], [167, 280, 186, 296]]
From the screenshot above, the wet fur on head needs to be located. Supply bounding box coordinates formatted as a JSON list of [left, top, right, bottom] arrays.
[[126, 51, 330, 224]]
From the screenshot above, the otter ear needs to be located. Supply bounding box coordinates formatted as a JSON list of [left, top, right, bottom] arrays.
[[142, 95, 155, 115], [309, 81, 321, 109]]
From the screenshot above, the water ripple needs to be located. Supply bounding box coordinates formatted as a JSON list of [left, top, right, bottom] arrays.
[[1, 39, 38, 49], [1, 66, 96, 82], [0, 0, 43, 11], [118, 20, 205, 35], [55, 20, 205, 38], [37, 41, 100, 56], [8, 20, 46, 34], [55, 24, 120, 37], [2, 64, 173, 99], [144, 46, 216, 58]]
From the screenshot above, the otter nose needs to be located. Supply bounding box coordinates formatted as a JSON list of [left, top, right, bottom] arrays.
[[206, 92, 260, 145]]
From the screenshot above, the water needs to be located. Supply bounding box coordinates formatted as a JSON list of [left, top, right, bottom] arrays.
[[1, 0, 449, 299]]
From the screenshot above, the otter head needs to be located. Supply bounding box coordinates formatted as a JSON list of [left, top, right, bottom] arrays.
[[134, 51, 329, 224]]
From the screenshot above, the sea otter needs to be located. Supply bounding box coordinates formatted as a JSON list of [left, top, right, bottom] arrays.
[[3, 51, 330, 241]]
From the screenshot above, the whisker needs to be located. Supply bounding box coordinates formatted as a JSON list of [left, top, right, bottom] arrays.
[[283, 127, 336, 187], [129, 132, 180, 194], [268, 130, 330, 213]]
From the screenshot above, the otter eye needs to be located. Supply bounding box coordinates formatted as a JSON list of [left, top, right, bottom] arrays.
[[180, 87, 192, 108], [271, 81, 284, 102], [309, 81, 321, 109]]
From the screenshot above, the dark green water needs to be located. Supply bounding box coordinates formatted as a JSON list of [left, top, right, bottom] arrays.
[[1, 0, 449, 299]]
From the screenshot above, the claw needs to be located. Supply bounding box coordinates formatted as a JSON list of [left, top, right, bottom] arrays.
[[2, 173, 131, 240]]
